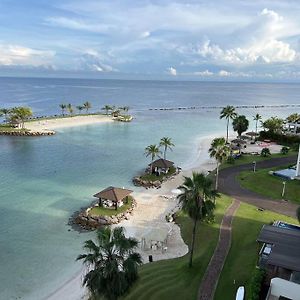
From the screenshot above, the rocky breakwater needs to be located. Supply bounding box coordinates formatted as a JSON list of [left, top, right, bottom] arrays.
[[0, 130, 55, 136], [132, 177, 162, 188], [73, 198, 137, 230]]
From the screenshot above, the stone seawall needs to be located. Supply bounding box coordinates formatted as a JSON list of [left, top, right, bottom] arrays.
[[0, 130, 55, 136]]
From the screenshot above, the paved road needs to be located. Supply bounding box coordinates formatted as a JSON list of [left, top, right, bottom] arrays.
[[218, 155, 298, 217], [198, 199, 240, 300]]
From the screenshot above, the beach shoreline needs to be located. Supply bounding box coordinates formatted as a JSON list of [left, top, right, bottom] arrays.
[[45, 133, 220, 300], [25, 114, 113, 133]]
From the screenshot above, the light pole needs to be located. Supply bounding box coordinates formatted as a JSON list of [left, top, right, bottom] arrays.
[[253, 161, 256, 172], [282, 181, 286, 198]]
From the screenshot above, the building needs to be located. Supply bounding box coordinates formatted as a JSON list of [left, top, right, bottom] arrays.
[[149, 158, 174, 175], [93, 186, 133, 210], [284, 118, 300, 135]]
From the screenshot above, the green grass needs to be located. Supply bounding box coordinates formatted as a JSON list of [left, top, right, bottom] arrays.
[[214, 202, 298, 300], [89, 197, 133, 217], [140, 166, 177, 182], [123, 195, 232, 300], [0, 124, 28, 132], [237, 165, 300, 204], [221, 151, 297, 169]]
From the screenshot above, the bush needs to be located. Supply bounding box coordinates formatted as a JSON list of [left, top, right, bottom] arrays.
[[261, 148, 271, 157], [249, 268, 266, 300], [227, 156, 235, 164], [259, 130, 300, 146], [280, 146, 289, 155]]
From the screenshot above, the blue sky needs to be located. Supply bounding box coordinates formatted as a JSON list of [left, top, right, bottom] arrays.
[[1, 0, 300, 80]]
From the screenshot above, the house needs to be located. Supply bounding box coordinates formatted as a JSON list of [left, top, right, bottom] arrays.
[[284, 118, 300, 135], [149, 158, 174, 175], [257, 222, 300, 299], [93, 186, 133, 210]]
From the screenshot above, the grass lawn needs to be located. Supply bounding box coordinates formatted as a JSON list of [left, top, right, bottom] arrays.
[[237, 165, 300, 204], [0, 124, 28, 132], [140, 166, 177, 182], [123, 195, 232, 300], [214, 202, 298, 300], [89, 197, 133, 217], [221, 151, 297, 170]]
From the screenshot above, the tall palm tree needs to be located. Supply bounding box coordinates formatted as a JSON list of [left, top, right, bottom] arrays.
[[77, 227, 142, 300], [220, 105, 237, 142], [67, 103, 73, 115], [177, 172, 218, 267], [144, 144, 161, 172], [253, 113, 262, 139], [286, 113, 300, 123], [232, 115, 249, 138], [83, 101, 92, 113], [102, 105, 112, 115], [159, 137, 175, 159], [59, 104, 66, 115], [208, 137, 231, 190], [76, 105, 84, 114]]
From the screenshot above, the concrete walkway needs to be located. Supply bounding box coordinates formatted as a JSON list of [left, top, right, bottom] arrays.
[[198, 199, 240, 300], [218, 155, 298, 218]]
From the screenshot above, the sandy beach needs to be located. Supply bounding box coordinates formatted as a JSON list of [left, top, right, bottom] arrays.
[[25, 115, 113, 133], [45, 134, 219, 300]]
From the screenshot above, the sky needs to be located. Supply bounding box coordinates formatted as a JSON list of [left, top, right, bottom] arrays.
[[1, 0, 300, 80]]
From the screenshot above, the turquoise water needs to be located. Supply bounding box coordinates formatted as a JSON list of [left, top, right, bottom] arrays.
[[0, 79, 299, 299]]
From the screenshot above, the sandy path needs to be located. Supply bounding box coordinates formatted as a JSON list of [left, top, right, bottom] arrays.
[[25, 115, 113, 132]]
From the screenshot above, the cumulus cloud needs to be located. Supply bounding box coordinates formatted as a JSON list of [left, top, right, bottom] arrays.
[[218, 70, 231, 77], [79, 49, 115, 72], [0, 44, 55, 66], [167, 67, 177, 76]]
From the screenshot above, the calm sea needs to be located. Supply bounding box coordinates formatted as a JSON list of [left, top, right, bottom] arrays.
[[0, 77, 299, 299]]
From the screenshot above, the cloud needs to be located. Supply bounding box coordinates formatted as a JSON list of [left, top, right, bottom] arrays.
[[79, 50, 115, 72], [218, 70, 231, 77], [193, 70, 214, 76], [167, 67, 177, 76], [0, 44, 55, 66]]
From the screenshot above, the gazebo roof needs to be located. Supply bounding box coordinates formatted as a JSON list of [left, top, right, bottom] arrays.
[[93, 186, 133, 202], [150, 158, 174, 169]]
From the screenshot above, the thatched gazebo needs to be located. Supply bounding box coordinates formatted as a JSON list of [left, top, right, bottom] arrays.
[[150, 158, 174, 175], [93, 186, 133, 210]]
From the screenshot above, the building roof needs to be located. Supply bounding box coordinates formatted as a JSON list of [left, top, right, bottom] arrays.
[[93, 186, 133, 202], [150, 158, 174, 169], [257, 225, 300, 272]]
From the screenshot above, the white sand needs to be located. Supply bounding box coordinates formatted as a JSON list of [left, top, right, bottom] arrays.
[[25, 115, 113, 133], [46, 135, 219, 300]]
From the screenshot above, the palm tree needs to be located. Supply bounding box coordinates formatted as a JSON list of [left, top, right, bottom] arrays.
[[261, 117, 284, 134], [177, 172, 218, 267], [10, 106, 33, 129], [67, 103, 73, 115], [232, 115, 249, 138], [286, 113, 300, 123], [253, 113, 262, 140], [76, 105, 84, 114], [220, 105, 237, 143], [208, 137, 231, 190], [83, 101, 92, 113], [144, 144, 161, 172], [159, 137, 175, 159], [0, 108, 10, 122], [77, 227, 142, 300], [59, 104, 66, 116], [102, 105, 112, 115]]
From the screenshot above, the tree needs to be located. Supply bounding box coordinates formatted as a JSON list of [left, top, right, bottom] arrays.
[[102, 105, 112, 115], [76, 105, 84, 114], [67, 103, 73, 115], [77, 227, 142, 300], [119, 106, 130, 114], [286, 113, 300, 123], [280, 146, 289, 155], [177, 172, 218, 267], [208, 137, 231, 190], [0, 108, 10, 122], [253, 113, 262, 139], [261, 147, 271, 157], [144, 144, 161, 172], [220, 105, 237, 143], [83, 101, 92, 113], [159, 137, 175, 159], [261, 117, 284, 134], [59, 104, 66, 115], [9, 107, 33, 129], [232, 115, 249, 138]]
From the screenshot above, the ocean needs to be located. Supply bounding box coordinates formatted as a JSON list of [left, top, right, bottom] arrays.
[[0, 77, 299, 299]]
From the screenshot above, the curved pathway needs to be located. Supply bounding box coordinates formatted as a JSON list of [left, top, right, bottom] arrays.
[[218, 155, 298, 218], [198, 199, 240, 300]]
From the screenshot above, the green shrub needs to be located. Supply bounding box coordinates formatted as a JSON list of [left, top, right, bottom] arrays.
[[249, 268, 266, 300], [227, 156, 235, 164], [261, 148, 271, 157], [259, 131, 300, 146], [280, 146, 289, 155]]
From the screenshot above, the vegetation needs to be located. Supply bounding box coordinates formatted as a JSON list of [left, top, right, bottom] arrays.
[[83, 101, 92, 113], [253, 113, 262, 139], [0, 108, 11, 122], [178, 172, 218, 267], [286, 113, 300, 123], [67, 103, 73, 115], [261, 116, 284, 134], [144, 144, 161, 172], [214, 202, 297, 300], [124, 195, 232, 300], [9, 106, 33, 128], [159, 137, 175, 159], [248, 268, 266, 300], [297, 206, 300, 223], [140, 166, 176, 182], [237, 166, 300, 204], [77, 227, 142, 300], [280, 146, 289, 155], [232, 115, 249, 137], [102, 105, 113, 115], [220, 105, 237, 142], [259, 130, 300, 147], [260, 147, 271, 157], [89, 197, 133, 217], [59, 104, 66, 115], [76, 105, 84, 114], [208, 137, 231, 189]]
